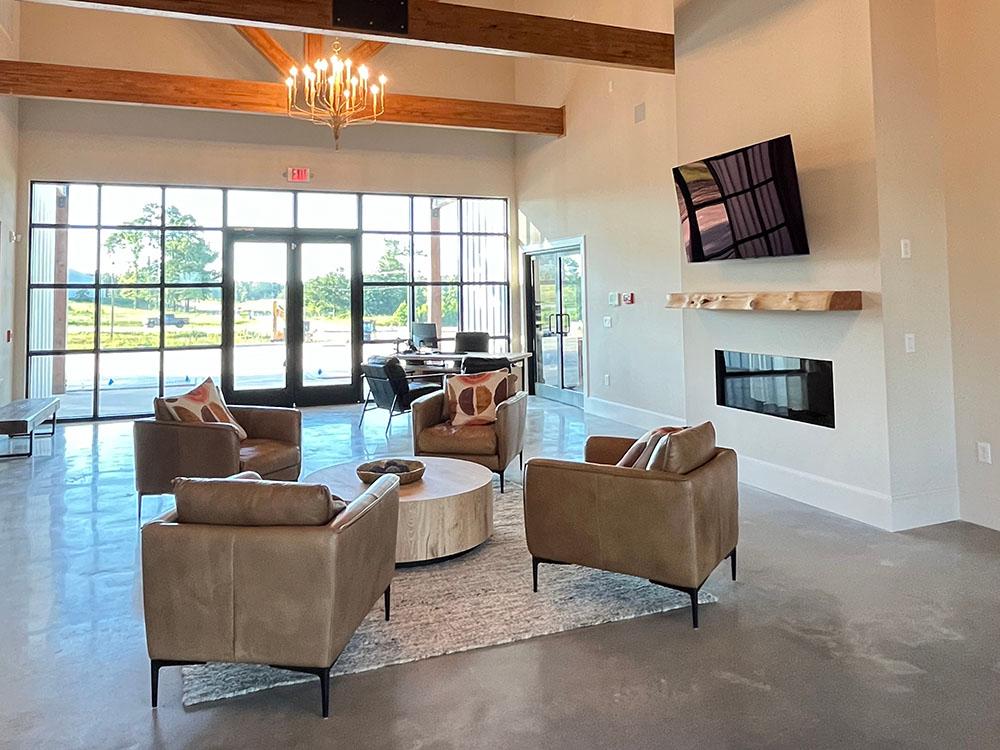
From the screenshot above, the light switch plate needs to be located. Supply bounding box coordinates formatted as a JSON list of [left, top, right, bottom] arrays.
[[603, 316, 613, 329], [978, 442, 993, 465], [905, 334, 917, 354], [608, 292, 621, 307]]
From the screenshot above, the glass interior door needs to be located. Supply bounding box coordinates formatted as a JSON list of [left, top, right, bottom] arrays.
[[533, 253, 562, 390], [228, 239, 292, 404], [529, 248, 585, 407], [559, 252, 584, 394]]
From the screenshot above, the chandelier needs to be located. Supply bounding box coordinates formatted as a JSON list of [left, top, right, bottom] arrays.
[[285, 41, 388, 150]]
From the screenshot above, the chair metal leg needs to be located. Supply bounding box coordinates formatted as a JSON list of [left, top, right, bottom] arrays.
[[649, 579, 703, 629], [385, 396, 400, 436], [358, 393, 373, 427], [498, 470, 505, 494], [151, 660, 162, 708], [319, 666, 331, 719], [532, 557, 540, 593], [730, 547, 737, 581], [137, 493, 144, 524], [150, 659, 204, 709], [519, 452, 524, 472], [383, 585, 391, 622]]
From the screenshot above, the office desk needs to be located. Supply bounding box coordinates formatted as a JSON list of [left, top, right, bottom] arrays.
[[395, 352, 533, 390]]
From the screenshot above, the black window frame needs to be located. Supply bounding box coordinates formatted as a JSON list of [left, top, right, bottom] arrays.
[[26, 181, 511, 421]]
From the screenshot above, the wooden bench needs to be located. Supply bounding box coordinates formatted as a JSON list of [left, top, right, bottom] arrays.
[[0, 398, 60, 459]]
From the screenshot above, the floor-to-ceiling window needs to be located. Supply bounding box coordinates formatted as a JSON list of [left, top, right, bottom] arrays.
[[359, 194, 510, 361], [27, 183, 224, 420], [26, 182, 510, 420]]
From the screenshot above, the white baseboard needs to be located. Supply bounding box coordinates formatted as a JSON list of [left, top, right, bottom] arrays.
[[583, 396, 685, 431], [890, 485, 960, 531], [739, 455, 959, 531]]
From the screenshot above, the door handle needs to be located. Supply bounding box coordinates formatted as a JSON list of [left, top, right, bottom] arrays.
[[559, 313, 571, 335], [547, 314, 556, 333]]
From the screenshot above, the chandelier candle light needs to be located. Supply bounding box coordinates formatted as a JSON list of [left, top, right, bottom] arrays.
[[285, 41, 388, 150]]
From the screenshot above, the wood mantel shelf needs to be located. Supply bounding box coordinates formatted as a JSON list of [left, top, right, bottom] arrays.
[[665, 291, 863, 312]]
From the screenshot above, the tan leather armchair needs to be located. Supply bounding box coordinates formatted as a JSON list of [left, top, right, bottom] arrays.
[[133, 399, 302, 519], [142, 472, 400, 718], [411, 384, 527, 493], [523, 434, 739, 628]]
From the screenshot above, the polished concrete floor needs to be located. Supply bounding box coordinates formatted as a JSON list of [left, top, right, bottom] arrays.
[[2, 399, 999, 749]]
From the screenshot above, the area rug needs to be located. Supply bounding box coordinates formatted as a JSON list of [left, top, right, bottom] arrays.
[[182, 483, 716, 707]]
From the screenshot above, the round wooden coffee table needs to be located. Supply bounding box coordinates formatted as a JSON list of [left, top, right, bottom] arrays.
[[304, 457, 495, 564]]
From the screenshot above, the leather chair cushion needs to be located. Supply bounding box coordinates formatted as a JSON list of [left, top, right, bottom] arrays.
[[418, 422, 498, 455], [173, 474, 346, 526], [650, 421, 718, 474], [239, 439, 300, 476]]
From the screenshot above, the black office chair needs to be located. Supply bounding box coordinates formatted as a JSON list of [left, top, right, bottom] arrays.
[[454, 331, 490, 354], [462, 357, 512, 375], [359, 356, 442, 434]]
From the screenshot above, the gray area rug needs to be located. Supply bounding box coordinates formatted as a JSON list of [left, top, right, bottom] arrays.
[[182, 483, 716, 707]]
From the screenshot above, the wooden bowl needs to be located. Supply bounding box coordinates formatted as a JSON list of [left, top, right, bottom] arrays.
[[356, 459, 426, 486]]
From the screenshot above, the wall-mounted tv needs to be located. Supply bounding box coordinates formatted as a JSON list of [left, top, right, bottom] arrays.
[[673, 135, 810, 263]]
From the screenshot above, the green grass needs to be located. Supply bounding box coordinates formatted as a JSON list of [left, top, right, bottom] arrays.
[[59, 301, 378, 349]]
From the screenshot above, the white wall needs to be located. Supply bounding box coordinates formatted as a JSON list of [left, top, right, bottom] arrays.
[[936, 0, 1000, 530], [0, 0, 18, 405], [12, 5, 522, 399], [869, 0, 958, 526], [674, 0, 959, 530], [674, 0, 896, 525], [513, 0, 686, 425]]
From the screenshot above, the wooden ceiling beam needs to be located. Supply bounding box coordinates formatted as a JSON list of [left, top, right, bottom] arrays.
[[0, 59, 566, 136], [26, 0, 674, 72], [233, 26, 297, 75], [303, 33, 326, 64], [347, 40, 389, 67], [236, 27, 388, 76]]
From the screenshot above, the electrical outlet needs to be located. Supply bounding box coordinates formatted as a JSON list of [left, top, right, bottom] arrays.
[[901, 238, 912, 259], [634, 102, 647, 124], [603, 316, 613, 329], [978, 442, 993, 465], [905, 334, 917, 354], [604, 374, 611, 387]]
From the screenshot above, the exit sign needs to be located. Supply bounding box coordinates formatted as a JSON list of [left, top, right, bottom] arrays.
[[286, 167, 312, 183]]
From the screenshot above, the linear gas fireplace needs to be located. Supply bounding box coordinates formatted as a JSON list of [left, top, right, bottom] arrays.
[[715, 350, 835, 428]]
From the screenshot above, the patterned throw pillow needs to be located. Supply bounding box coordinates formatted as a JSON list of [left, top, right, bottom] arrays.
[[160, 377, 248, 441], [447, 370, 512, 427]]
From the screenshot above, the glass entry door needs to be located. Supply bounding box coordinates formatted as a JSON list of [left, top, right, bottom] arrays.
[[224, 235, 361, 407], [527, 247, 585, 407]]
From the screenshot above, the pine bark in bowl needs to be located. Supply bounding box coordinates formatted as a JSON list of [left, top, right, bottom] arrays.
[[356, 459, 426, 486]]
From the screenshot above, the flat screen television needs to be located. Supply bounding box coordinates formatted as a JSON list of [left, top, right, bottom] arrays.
[[673, 135, 810, 263]]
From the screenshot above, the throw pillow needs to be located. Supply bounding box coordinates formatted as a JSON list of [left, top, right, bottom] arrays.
[[447, 370, 511, 426], [160, 377, 248, 441], [650, 422, 716, 474], [616, 427, 684, 468]]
